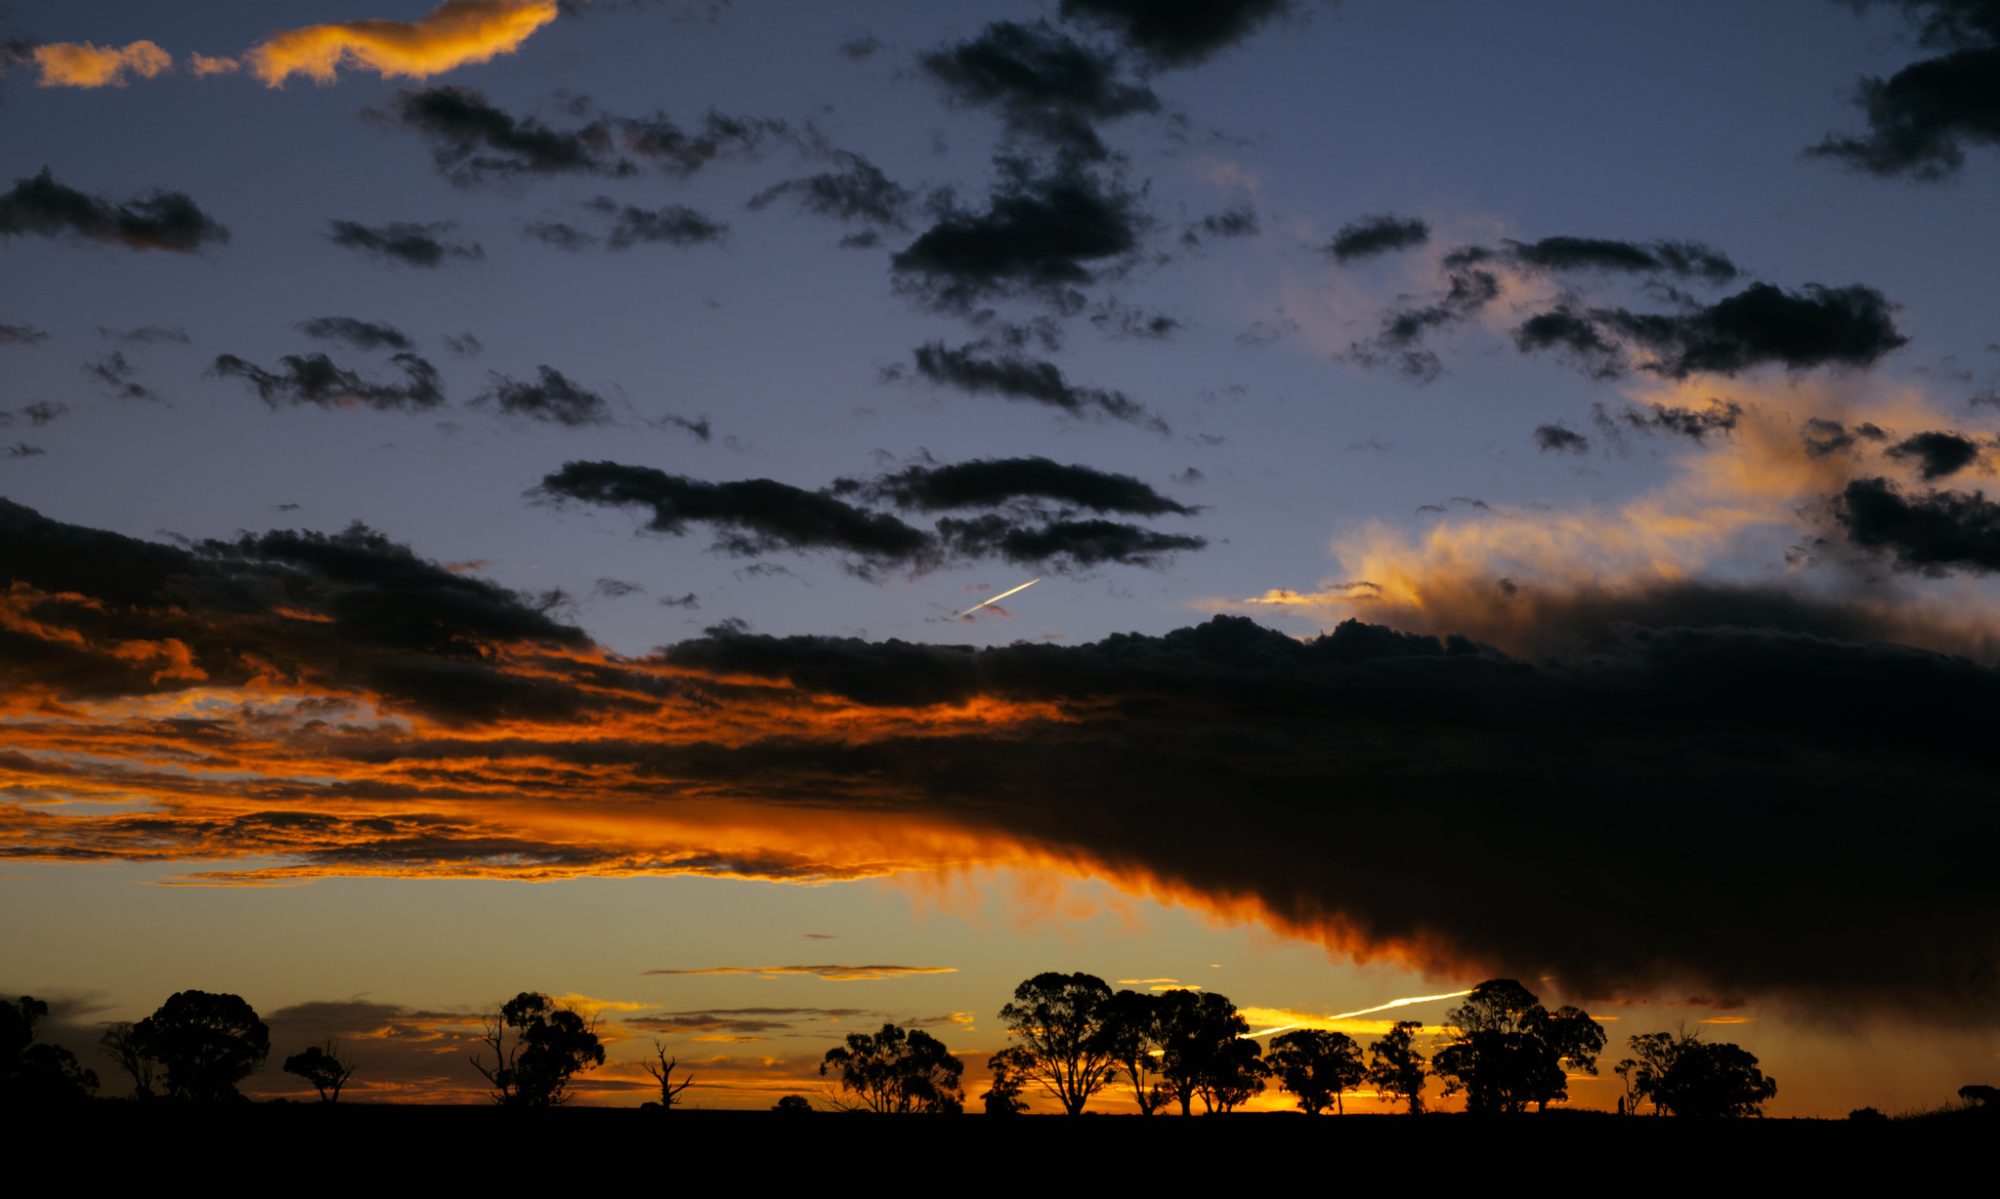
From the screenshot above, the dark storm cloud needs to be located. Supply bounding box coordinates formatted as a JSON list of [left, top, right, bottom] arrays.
[[1513, 284, 1908, 379], [906, 339, 1164, 428], [211, 351, 445, 412], [1058, 0, 1294, 67], [0, 323, 48, 347], [890, 162, 1144, 311], [537, 460, 935, 569], [1885, 429, 1982, 478], [586, 197, 728, 249], [84, 352, 155, 401], [1834, 475, 2000, 572], [296, 317, 414, 352], [1812, 2, 2000, 179], [326, 219, 484, 268], [921, 20, 1158, 161], [1620, 399, 1743, 441], [1505, 235, 1738, 283], [384, 87, 785, 186], [97, 325, 190, 345], [475, 366, 612, 426], [1326, 213, 1430, 263], [1534, 423, 1591, 453], [849, 457, 1196, 516], [9, 503, 2000, 1020], [0, 169, 228, 253], [0, 499, 589, 721], [747, 152, 913, 230], [1802, 416, 1890, 458]]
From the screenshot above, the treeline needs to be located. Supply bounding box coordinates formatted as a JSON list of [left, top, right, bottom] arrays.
[[814, 974, 1783, 1119]]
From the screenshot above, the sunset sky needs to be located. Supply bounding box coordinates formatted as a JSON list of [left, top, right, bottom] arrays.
[[3, 0, 1997, 1115]]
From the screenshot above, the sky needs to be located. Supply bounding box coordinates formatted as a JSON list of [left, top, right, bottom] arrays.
[[2, 0, 1998, 1115]]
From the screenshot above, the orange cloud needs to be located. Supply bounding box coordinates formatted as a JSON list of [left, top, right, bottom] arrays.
[[188, 53, 240, 78], [245, 0, 561, 87], [31, 40, 172, 88], [644, 965, 959, 982]]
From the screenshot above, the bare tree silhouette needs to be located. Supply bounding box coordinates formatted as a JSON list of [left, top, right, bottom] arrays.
[[283, 1038, 357, 1102], [642, 1040, 695, 1111]]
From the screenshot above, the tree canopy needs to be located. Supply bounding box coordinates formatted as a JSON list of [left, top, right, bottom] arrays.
[[1, 996, 97, 1105], [1157, 990, 1258, 1116], [1616, 1028, 1777, 1117], [1367, 1020, 1428, 1115], [469, 991, 605, 1108], [1268, 1028, 1366, 1115], [820, 1022, 964, 1114], [995, 972, 1121, 1116], [282, 1040, 357, 1103], [131, 990, 269, 1103], [1431, 980, 1605, 1113]]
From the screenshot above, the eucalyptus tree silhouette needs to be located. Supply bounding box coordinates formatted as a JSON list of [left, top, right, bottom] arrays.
[[1615, 1028, 1777, 1117], [282, 1039, 357, 1102], [1157, 990, 1260, 1115], [1100, 989, 1170, 1115], [132, 990, 269, 1103], [1267, 1028, 1366, 1115], [1431, 979, 1604, 1113], [468, 992, 604, 1108], [1, 995, 97, 1104], [995, 972, 1120, 1116], [1368, 1020, 1428, 1115], [819, 1022, 964, 1113], [982, 1052, 1029, 1115]]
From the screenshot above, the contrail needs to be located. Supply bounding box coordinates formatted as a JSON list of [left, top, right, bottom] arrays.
[[956, 577, 1039, 619], [1246, 988, 1474, 1039]]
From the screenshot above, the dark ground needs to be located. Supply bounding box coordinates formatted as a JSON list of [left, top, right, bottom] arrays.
[[14, 1105, 1990, 1184]]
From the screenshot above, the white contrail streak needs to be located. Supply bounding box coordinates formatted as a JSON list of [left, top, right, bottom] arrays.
[[1246, 989, 1475, 1039], [956, 577, 1040, 619]]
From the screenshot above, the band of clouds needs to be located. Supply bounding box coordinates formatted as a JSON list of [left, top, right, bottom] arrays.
[[642, 965, 959, 982], [15, 0, 560, 90]]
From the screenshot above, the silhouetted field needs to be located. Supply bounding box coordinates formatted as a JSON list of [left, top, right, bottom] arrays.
[[20, 1104, 1989, 1182]]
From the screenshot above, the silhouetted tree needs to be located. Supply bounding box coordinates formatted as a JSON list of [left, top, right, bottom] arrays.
[[1157, 990, 1255, 1116], [282, 1039, 356, 1102], [1368, 1020, 1427, 1115], [982, 1052, 1028, 1115], [820, 1023, 964, 1114], [1961, 1084, 1998, 1108], [996, 972, 1120, 1116], [1848, 1106, 1888, 1122], [642, 1040, 694, 1111], [1196, 1034, 1267, 1113], [1100, 989, 1169, 1115], [1268, 1028, 1366, 1115], [469, 992, 604, 1108], [1, 996, 97, 1105], [132, 990, 269, 1103], [100, 1022, 156, 1100], [1616, 1028, 1776, 1117], [773, 1094, 813, 1114], [1431, 980, 1604, 1113]]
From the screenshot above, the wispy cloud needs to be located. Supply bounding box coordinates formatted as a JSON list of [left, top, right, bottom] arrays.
[[643, 965, 958, 982]]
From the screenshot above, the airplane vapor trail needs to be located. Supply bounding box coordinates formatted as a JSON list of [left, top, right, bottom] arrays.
[[956, 577, 1039, 619]]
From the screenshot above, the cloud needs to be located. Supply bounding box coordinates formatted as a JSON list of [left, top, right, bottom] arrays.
[[850, 457, 1197, 517], [921, 20, 1158, 161], [19, 402, 68, 427], [212, 351, 445, 412], [297, 317, 415, 352], [5, 442, 44, 458], [1885, 430, 1981, 479], [97, 325, 190, 345], [747, 152, 912, 231], [385, 86, 782, 185], [891, 162, 1143, 311], [1587, 283, 1907, 378], [1504, 235, 1738, 283], [1619, 399, 1743, 442], [326, 219, 484, 267], [1533, 423, 1591, 453], [475, 365, 612, 425], [0, 324, 48, 347], [643, 965, 958, 982], [0, 169, 229, 253], [1089, 299, 1180, 341], [1058, 0, 1294, 67], [85, 352, 156, 401], [536, 460, 936, 569], [1327, 214, 1430, 263], [1834, 475, 2000, 573], [584, 197, 727, 249], [904, 340, 1164, 428], [1811, 3, 2000, 179], [1183, 203, 1257, 246], [5, 500, 1999, 1023], [246, 0, 561, 87], [937, 515, 1206, 567], [29, 40, 172, 88], [188, 53, 239, 78]]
